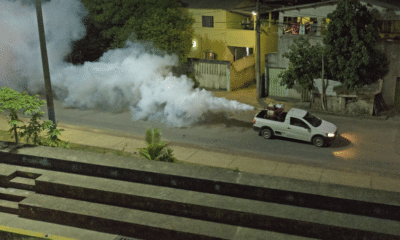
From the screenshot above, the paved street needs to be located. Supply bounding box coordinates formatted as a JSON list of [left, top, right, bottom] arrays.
[[2, 97, 399, 179]]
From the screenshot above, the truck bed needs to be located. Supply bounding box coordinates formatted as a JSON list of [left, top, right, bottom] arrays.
[[256, 110, 287, 122]]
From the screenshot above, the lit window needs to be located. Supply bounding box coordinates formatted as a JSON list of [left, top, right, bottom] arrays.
[[193, 40, 197, 48]]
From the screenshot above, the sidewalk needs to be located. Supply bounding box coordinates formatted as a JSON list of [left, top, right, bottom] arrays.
[[0, 110, 399, 193], [0, 87, 400, 239]]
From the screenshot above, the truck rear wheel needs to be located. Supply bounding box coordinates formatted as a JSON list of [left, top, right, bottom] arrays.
[[261, 129, 273, 139], [313, 136, 325, 147]]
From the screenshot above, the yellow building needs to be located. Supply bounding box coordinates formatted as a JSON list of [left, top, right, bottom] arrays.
[[180, 0, 279, 91]]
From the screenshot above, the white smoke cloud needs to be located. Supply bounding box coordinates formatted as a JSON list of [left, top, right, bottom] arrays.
[[0, 0, 87, 93], [0, 0, 254, 128]]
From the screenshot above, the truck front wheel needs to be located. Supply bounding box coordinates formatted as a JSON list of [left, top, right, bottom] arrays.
[[261, 129, 273, 139], [313, 136, 325, 147]]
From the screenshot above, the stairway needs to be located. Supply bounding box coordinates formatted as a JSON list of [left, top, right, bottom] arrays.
[[0, 171, 39, 215], [0, 162, 400, 239]]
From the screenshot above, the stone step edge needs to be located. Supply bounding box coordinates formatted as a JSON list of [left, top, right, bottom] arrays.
[[0, 199, 19, 214], [34, 175, 400, 239], [9, 177, 36, 191], [2, 150, 399, 209], [18, 193, 316, 240]]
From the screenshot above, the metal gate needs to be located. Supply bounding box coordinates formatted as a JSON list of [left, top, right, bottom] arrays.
[[194, 62, 228, 90], [268, 68, 288, 97], [301, 88, 312, 102]]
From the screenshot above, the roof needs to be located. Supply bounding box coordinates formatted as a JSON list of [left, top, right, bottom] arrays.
[[261, 0, 338, 13], [363, 0, 400, 11], [179, 0, 295, 15], [261, 0, 400, 13], [179, 0, 255, 10], [288, 108, 307, 118]]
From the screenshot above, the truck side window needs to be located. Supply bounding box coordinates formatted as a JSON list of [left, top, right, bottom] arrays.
[[290, 118, 308, 128]]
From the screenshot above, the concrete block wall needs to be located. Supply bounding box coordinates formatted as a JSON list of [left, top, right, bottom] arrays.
[[311, 94, 375, 115]]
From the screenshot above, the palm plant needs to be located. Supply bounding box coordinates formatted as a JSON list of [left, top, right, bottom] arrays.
[[137, 127, 176, 162]]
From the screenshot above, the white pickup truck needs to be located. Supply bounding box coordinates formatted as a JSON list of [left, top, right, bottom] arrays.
[[253, 108, 338, 147]]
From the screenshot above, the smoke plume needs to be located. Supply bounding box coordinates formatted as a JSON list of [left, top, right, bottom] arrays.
[[0, 0, 254, 128]]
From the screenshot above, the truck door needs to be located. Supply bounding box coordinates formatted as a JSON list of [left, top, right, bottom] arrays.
[[286, 117, 312, 142]]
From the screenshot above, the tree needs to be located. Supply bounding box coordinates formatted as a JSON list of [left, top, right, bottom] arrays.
[[323, 0, 389, 91], [278, 36, 332, 109], [0, 87, 68, 150], [79, 0, 195, 63], [66, 16, 114, 65]]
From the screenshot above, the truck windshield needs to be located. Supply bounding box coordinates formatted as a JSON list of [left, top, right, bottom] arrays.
[[303, 112, 322, 127]]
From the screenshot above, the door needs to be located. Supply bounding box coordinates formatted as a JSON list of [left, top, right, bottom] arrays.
[[268, 68, 288, 97], [286, 117, 312, 142]]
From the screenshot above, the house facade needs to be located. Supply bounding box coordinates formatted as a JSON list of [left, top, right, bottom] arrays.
[[180, 0, 280, 91], [265, 0, 400, 111]]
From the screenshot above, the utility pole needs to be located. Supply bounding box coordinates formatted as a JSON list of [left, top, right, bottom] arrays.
[[35, 0, 57, 139], [321, 52, 326, 111], [256, 0, 261, 99]]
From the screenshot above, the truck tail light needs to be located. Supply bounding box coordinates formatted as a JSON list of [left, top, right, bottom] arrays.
[[253, 119, 256, 124]]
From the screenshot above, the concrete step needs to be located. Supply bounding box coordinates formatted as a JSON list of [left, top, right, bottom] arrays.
[[15, 170, 42, 179], [0, 164, 42, 189], [3, 149, 399, 222], [0, 188, 32, 215], [18, 193, 317, 240], [34, 173, 400, 240], [0, 199, 18, 214], [0, 164, 18, 187], [9, 177, 36, 191], [0, 187, 32, 202]]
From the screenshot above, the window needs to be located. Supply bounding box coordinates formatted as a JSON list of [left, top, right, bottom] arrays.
[[202, 16, 214, 28], [283, 17, 318, 35], [303, 112, 321, 127], [205, 50, 215, 60], [290, 118, 309, 128]]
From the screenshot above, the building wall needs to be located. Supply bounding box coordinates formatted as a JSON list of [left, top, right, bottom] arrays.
[[187, 7, 279, 89], [188, 9, 227, 29], [259, 25, 279, 78], [189, 29, 228, 60], [268, 1, 400, 103], [230, 54, 255, 91], [225, 11, 248, 29], [271, 4, 336, 100], [226, 29, 255, 47]]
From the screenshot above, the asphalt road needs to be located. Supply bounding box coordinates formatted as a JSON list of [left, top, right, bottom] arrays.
[[1, 98, 400, 179]]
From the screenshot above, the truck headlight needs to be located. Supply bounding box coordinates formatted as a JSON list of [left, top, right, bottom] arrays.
[[327, 133, 335, 137]]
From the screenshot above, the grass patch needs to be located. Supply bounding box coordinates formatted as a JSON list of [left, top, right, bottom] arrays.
[[0, 129, 240, 172]]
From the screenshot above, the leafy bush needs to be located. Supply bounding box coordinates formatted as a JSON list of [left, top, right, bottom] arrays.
[[0, 87, 69, 149]]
